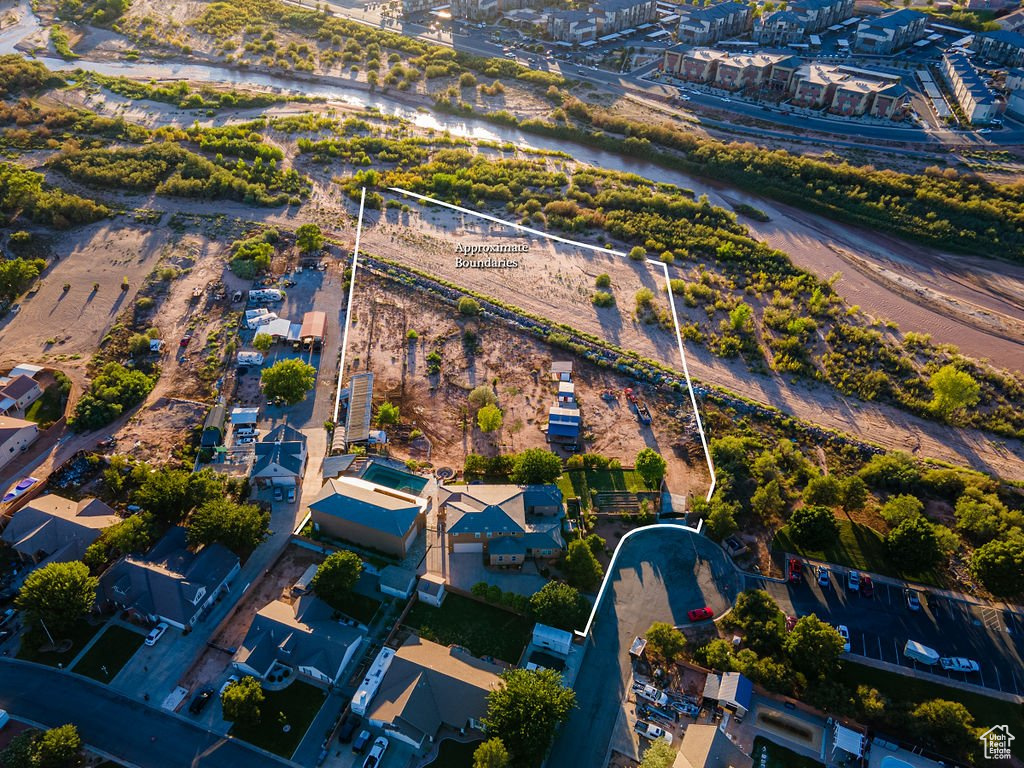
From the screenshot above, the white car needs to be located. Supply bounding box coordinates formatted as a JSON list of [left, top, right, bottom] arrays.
[[836, 625, 851, 653], [219, 674, 240, 696], [634, 720, 673, 745], [637, 684, 670, 707], [145, 622, 168, 647], [940, 657, 980, 673], [362, 737, 389, 768], [237, 437, 256, 445]]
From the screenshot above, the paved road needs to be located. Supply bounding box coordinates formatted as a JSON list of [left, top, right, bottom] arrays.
[[756, 569, 1024, 697], [547, 525, 741, 768], [0, 660, 292, 768]]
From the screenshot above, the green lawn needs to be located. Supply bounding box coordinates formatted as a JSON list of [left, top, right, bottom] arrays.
[[17, 620, 105, 667], [751, 736, 824, 768], [835, 662, 1024, 759], [557, 468, 648, 509], [72, 625, 146, 682], [230, 681, 326, 759], [405, 593, 533, 664], [426, 739, 480, 768], [773, 518, 946, 587], [333, 591, 383, 625], [24, 382, 69, 427]]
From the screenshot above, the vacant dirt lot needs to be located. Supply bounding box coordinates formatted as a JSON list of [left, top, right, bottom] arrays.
[[344, 275, 709, 498]]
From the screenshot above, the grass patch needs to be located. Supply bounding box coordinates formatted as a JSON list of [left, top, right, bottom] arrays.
[[557, 468, 648, 509], [835, 661, 1024, 759], [751, 736, 823, 768], [773, 518, 946, 587], [230, 681, 326, 759], [72, 625, 145, 682], [17, 620, 105, 666], [405, 593, 533, 664], [332, 591, 383, 625], [426, 738, 480, 768], [24, 380, 70, 427]]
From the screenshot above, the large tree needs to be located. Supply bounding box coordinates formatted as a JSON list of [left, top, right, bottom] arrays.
[[969, 532, 1024, 596], [803, 475, 841, 507], [186, 499, 269, 555], [910, 699, 978, 757], [928, 364, 980, 421], [295, 222, 324, 254], [787, 505, 839, 550], [16, 561, 97, 634], [477, 404, 503, 434], [529, 582, 588, 631], [885, 515, 941, 572], [473, 738, 510, 768], [310, 550, 364, 610], [783, 615, 844, 679], [639, 740, 676, 768], [483, 668, 576, 768], [221, 676, 264, 726], [727, 590, 784, 655], [261, 358, 316, 405], [562, 539, 603, 591], [133, 466, 223, 524], [634, 448, 667, 488], [645, 622, 686, 664], [510, 448, 562, 485], [83, 513, 157, 569], [1, 724, 82, 768]]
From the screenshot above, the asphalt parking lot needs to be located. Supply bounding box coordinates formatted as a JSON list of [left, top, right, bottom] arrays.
[[754, 568, 1024, 696]]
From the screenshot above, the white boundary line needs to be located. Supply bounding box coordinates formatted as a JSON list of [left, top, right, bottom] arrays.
[[386, 186, 716, 503], [333, 187, 366, 425]]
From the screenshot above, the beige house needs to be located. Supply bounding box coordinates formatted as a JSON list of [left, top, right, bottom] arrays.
[[0, 375, 42, 416], [2, 495, 119, 564], [0, 415, 38, 471], [309, 476, 428, 558]]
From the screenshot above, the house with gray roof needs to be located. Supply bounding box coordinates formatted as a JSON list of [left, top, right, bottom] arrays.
[[0, 375, 42, 416], [232, 594, 365, 687], [251, 424, 307, 488], [98, 527, 240, 630], [2, 494, 119, 565], [440, 484, 564, 565], [309, 476, 428, 558]]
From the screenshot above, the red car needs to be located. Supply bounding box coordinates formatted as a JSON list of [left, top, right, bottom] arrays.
[[859, 574, 874, 598], [788, 558, 803, 584], [179, 334, 193, 347], [687, 606, 714, 622]]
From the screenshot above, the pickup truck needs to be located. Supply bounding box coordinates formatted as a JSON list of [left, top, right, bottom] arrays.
[[636, 684, 669, 707], [634, 720, 673, 745], [940, 657, 980, 673]]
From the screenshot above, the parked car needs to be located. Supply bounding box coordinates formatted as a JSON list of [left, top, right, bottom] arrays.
[[352, 730, 371, 755], [940, 657, 980, 673], [634, 720, 673, 745], [273, 487, 284, 502], [219, 675, 240, 696], [847, 570, 860, 592], [237, 437, 256, 445], [687, 606, 713, 622], [362, 736, 388, 768], [145, 622, 168, 647], [905, 589, 921, 611], [859, 574, 874, 598], [287, 487, 296, 503], [788, 558, 802, 584], [637, 684, 670, 707], [179, 334, 193, 347], [188, 688, 214, 714], [836, 625, 851, 653], [817, 567, 830, 587], [337, 714, 360, 743]]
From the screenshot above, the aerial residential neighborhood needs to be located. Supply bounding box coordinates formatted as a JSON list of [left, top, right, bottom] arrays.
[[0, 0, 1021, 762]]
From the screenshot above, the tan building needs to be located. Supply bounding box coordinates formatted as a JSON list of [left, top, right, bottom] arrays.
[[714, 52, 791, 91], [354, 636, 503, 749], [0, 375, 42, 416], [0, 415, 38, 471], [664, 47, 730, 81], [2, 495, 119, 564], [308, 476, 428, 558], [791, 62, 907, 117]]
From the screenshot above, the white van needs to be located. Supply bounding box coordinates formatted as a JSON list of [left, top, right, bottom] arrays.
[[235, 427, 259, 438]]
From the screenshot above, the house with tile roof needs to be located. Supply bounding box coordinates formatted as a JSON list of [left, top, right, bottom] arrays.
[[440, 484, 564, 565], [308, 476, 428, 558], [98, 527, 240, 630], [232, 594, 365, 687], [2, 494, 119, 565]]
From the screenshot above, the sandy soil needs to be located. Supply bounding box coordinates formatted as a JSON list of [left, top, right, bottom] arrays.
[[344, 275, 709, 498]]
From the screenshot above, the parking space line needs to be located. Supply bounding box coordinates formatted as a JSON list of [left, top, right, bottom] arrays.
[[993, 665, 1001, 692], [877, 636, 884, 661], [893, 639, 902, 664]]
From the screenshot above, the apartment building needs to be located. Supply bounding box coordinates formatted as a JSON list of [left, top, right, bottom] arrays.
[[548, 9, 598, 42], [974, 30, 1024, 67], [596, 0, 657, 34], [853, 10, 927, 55], [791, 62, 908, 117], [755, 0, 853, 45], [941, 52, 1000, 123], [715, 52, 796, 91], [676, 1, 753, 45], [663, 46, 730, 80]]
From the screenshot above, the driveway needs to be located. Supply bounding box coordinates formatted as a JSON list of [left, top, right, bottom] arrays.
[[0, 659, 292, 768], [755, 570, 1024, 697], [546, 525, 740, 768]]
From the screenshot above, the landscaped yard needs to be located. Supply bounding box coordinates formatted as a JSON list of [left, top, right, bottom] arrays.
[[751, 736, 823, 768], [24, 377, 70, 427], [773, 518, 946, 587], [72, 625, 146, 682], [836, 662, 1024, 759], [230, 681, 327, 758], [17, 619, 105, 667], [426, 738, 480, 768], [557, 468, 648, 509], [405, 593, 533, 664]]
